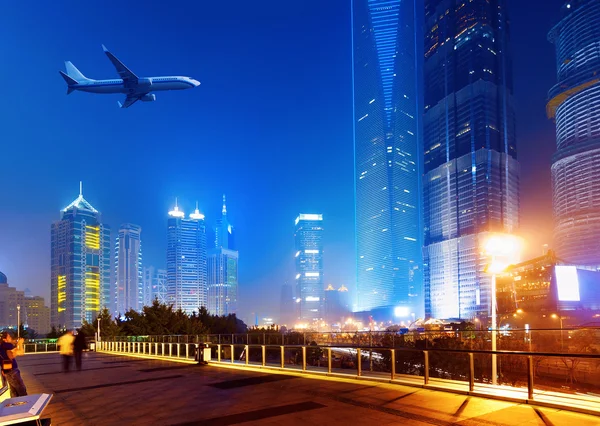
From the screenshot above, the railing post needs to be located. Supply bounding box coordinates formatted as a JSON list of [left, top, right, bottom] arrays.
[[230, 344, 234, 363], [169, 343, 173, 357], [327, 348, 332, 374], [155, 342, 158, 355], [245, 345, 249, 365], [262, 345, 266, 367], [424, 350, 429, 385], [302, 346, 307, 371], [177, 343, 180, 358], [357, 348, 362, 377], [527, 356, 534, 400], [280, 346, 285, 368], [186, 344, 189, 359], [391, 349, 396, 380], [468, 352, 474, 392], [45, 343, 48, 352], [217, 344, 221, 362]]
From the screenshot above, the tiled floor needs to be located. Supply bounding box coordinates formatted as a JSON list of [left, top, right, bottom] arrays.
[[10, 352, 600, 425]]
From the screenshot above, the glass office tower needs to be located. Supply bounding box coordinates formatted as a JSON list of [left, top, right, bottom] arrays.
[[207, 196, 239, 316], [352, 0, 423, 316], [115, 223, 142, 314], [51, 184, 111, 329], [294, 214, 324, 322], [166, 201, 207, 314], [548, 0, 600, 266], [142, 266, 167, 306], [423, 0, 520, 319]]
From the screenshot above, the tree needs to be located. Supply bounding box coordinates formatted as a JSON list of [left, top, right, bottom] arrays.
[[46, 326, 60, 339]]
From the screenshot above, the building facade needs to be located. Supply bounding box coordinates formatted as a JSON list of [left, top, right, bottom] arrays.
[[207, 196, 238, 316], [548, 0, 600, 266], [115, 223, 143, 314], [24, 296, 51, 336], [423, 0, 520, 319], [352, 0, 423, 316], [51, 185, 111, 329], [0, 272, 24, 330], [142, 266, 167, 306], [294, 214, 324, 321], [166, 201, 207, 315]]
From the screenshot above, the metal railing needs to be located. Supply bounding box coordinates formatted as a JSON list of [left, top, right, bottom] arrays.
[[95, 335, 600, 415]]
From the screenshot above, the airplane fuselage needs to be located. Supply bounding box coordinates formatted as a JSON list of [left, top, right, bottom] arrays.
[[72, 76, 199, 95]]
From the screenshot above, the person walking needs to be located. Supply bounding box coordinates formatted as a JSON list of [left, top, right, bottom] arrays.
[[73, 330, 87, 371], [57, 331, 75, 372], [0, 331, 27, 397]]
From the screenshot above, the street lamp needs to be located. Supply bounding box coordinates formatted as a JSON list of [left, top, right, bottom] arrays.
[[97, 317, 101, 342], [484, 234, 523, 386], [551, 313, 564, 351], [16, 305, 20, 340]]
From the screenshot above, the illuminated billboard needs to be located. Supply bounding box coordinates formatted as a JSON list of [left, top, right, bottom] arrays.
[[555, 265, 581, 301]]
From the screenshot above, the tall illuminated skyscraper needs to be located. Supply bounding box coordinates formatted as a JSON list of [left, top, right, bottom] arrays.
[[142, 266, 167, 306], [548, 0, 600, 266], [352, 0, 423, 316], [207, 196, 238, 316], [115, 223, 142, 314], [166, 200, 207, 314], [51, 183, 111, 329], [294, 214, 324, 321], [423, 0, 519, 319]]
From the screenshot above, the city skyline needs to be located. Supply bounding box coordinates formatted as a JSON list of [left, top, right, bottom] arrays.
[[1, 0, 565, 323]]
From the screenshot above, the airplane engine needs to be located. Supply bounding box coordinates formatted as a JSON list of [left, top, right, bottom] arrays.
[[137, 78, 153, 87], [140, 94, 156, 102]]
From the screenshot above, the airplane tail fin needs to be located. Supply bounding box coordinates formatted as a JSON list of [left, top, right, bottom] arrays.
[[64, 61, 89, 82], [59, 71, 78, 94]]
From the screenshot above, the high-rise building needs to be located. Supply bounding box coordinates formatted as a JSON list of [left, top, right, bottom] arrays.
[[115, 224, 143, 314], [548, 0, 600, 266], [294, 214, 324, 321], [352, 0, 423, 316], [24, 296, 51, 335], [207, 196, 238, 316], [215, 194, 235, 250], [166, 200, 207, 315], [51, 184, 111, 329], [0, 271, 25, 329], [423, 0, 520, 319], [142, 266, 167, 306]]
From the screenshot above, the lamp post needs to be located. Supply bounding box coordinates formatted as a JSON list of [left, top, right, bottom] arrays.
[[97, 317, 101, 342], [484, 234, 522, 386], [551, 314, 564, 351], [16, 305, 20, 340]]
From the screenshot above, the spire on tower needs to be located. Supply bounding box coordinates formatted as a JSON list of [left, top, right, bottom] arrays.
[[168, 197, 185, 218], [222, 194, 227, 215], [79, 181, 83, 196], [190, 201, 205, 220]]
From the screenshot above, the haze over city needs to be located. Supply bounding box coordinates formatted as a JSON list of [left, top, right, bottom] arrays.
[[1, 0, 562, 323]]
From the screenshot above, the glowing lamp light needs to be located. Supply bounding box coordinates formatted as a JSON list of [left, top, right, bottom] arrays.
[[394, 306, 409, 317]]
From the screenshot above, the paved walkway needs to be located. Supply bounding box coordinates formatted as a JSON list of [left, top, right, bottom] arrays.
[[11, 352, 600, 425]]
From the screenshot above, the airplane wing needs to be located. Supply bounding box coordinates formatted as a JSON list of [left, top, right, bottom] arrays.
[[102, 44, 138, 85], [117, 94, 141, 109]]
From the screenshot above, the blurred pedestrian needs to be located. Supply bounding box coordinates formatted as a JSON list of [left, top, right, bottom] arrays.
[[57, 331, 75, 372], [73, 330, 87, 371], [0, 331, 27, 397]]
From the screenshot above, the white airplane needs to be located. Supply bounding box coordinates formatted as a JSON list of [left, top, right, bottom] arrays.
[[59, 45, 200, 108]]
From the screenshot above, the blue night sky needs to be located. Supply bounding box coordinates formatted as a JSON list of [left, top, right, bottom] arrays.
[[0, 0, 561, 324]]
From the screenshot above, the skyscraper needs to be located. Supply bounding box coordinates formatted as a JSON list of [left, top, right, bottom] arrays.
[[142, 266, 167, 306], [0, 271, 25, 329], [294, 214, 324, 321], [548, 0, 600, 266], [51, 184, 111, 329], [166, 200, 207, 315], [207, 196, 238, 316], [115, 223, 142, 314], [352, 0, 423, 316], [423, 0, 519, 319], [215, 195, 234, 250]]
